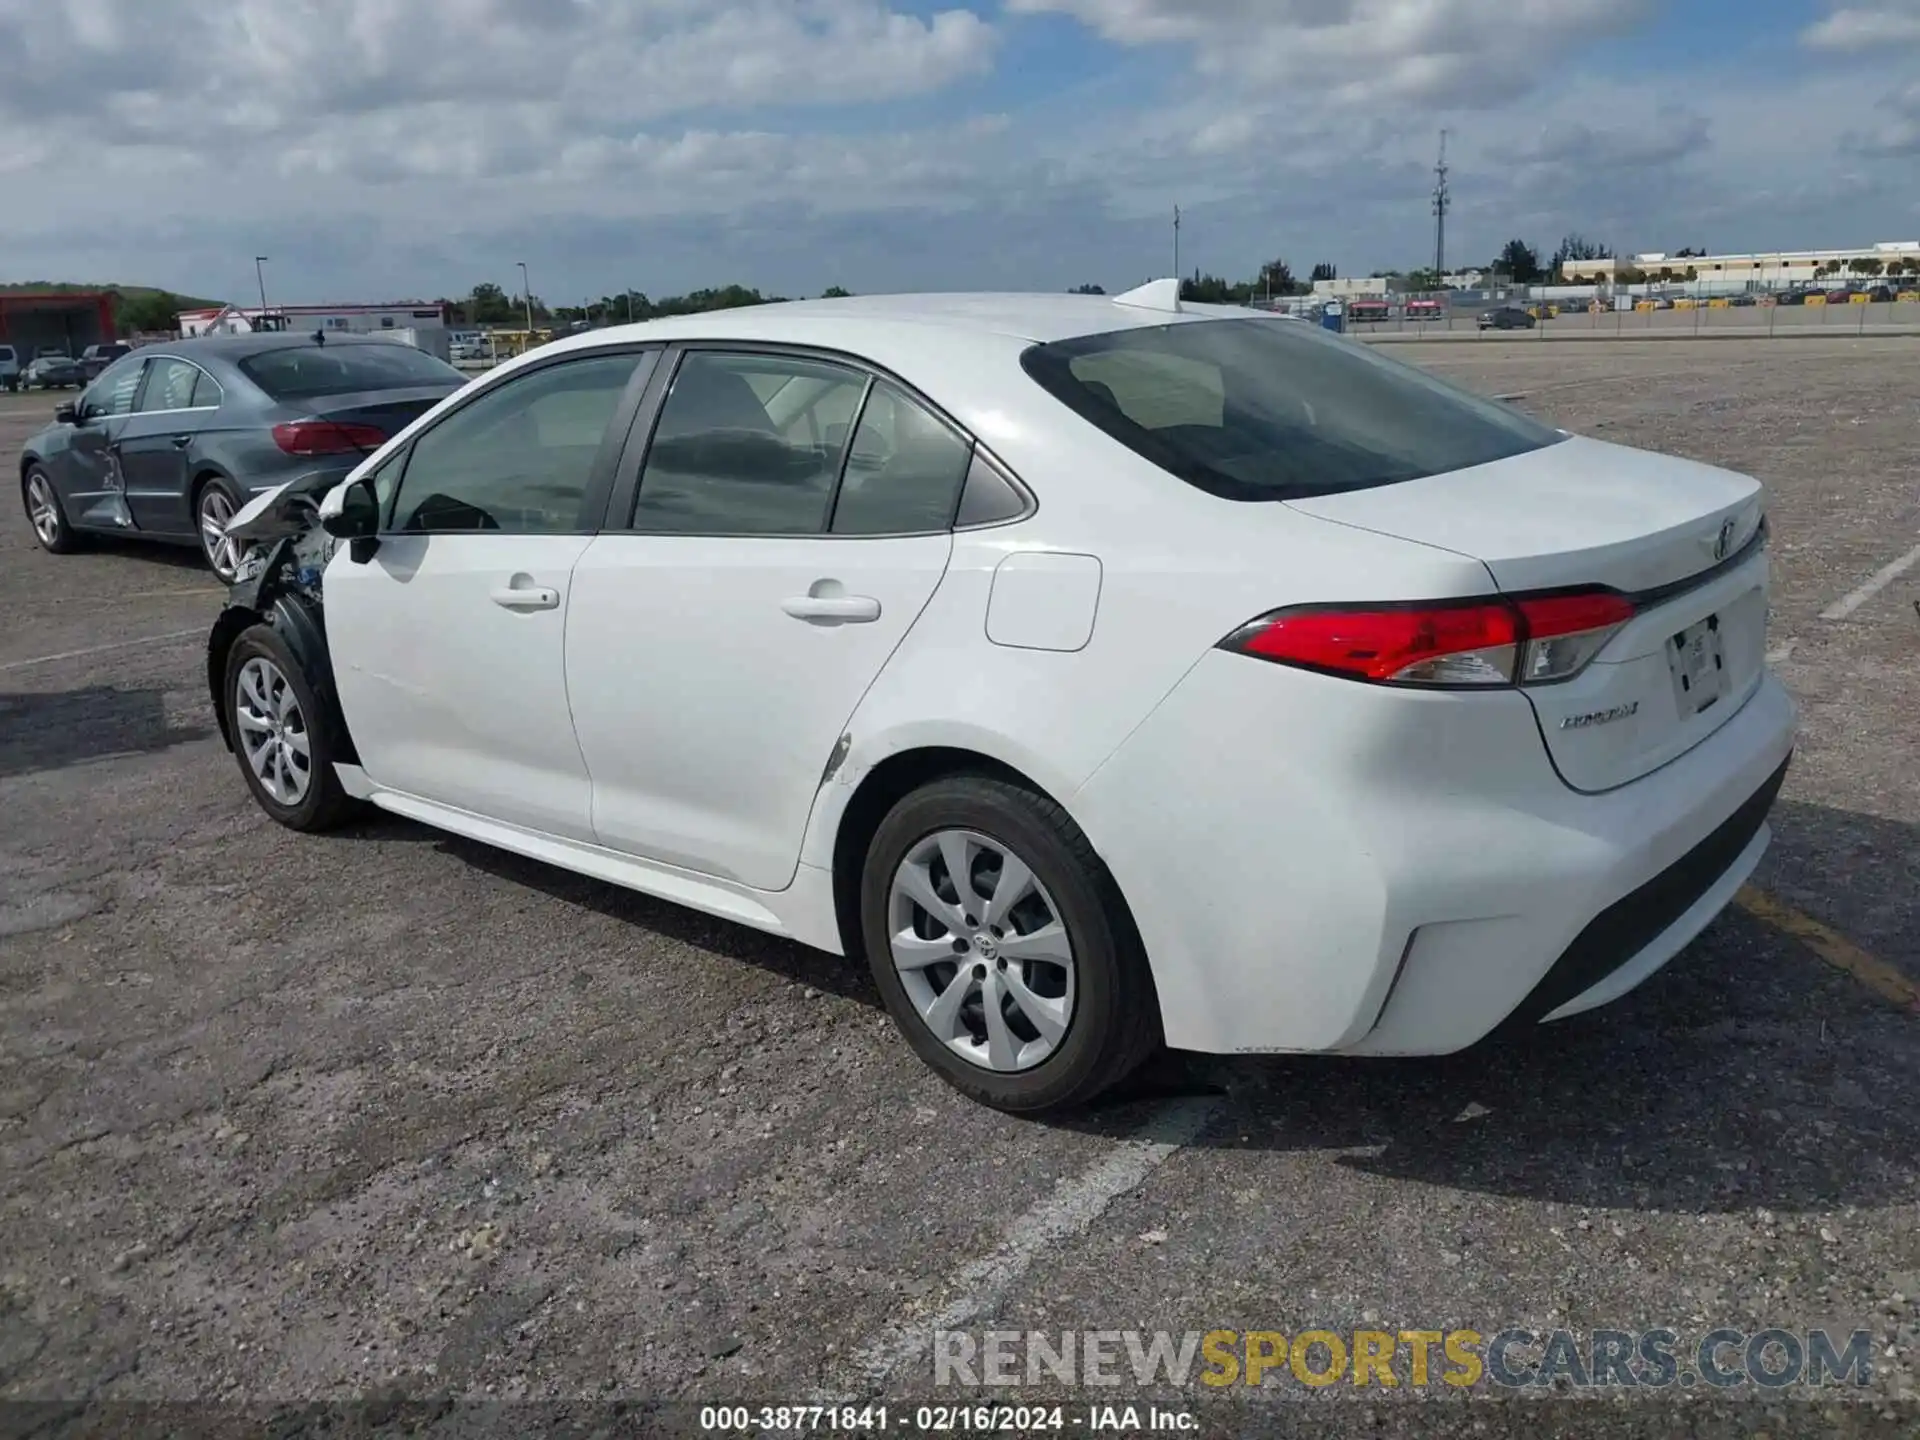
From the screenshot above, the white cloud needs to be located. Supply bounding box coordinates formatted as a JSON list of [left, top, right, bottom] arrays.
[[0, 0, 997, 166], [1802, 3, 1920, 51], [1006, 0, 1652, 107]]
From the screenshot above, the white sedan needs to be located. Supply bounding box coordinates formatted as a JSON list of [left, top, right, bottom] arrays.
[[207, 281, 1796, 1113]]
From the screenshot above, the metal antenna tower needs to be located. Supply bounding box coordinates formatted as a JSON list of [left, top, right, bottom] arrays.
[[1431, 130, 1450, 279]]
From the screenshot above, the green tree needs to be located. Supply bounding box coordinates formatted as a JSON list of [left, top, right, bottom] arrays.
[[1258, 258, 1296, 296], [1494, 239, 1543, 284], [821, 285, 853, 298], [114, 289, 183, 333], [1309, 261, 1337, 283], [1068, 283, 1105, 294]]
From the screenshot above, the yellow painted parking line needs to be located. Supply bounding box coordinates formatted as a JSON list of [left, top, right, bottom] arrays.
[[1736, 885, 1920, 1014]]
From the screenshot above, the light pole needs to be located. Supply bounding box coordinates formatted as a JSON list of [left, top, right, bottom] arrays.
[[253, 256, 270, 322], [1172, 204, 1181, 283], [626, 290, 635, 323], [517, 261, 534, 334]]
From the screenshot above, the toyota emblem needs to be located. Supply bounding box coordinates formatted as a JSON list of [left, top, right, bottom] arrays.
[[1713, 517, 1737, 561]]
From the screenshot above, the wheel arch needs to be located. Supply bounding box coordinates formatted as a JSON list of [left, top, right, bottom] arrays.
[[206, 553, 357, 766], [823, 744, 1153, 1007]]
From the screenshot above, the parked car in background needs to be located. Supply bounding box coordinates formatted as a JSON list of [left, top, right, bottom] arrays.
[[18, 332, 467, 581], [201, 286, 1794, 1113], [77, 341, 132, 381], [24, 352, 84, 389], [0, 345, 18, 392], [1728, 294, 1758, 307], [1478, 306, 1535, 330], [1866, 284, 1895, 303]]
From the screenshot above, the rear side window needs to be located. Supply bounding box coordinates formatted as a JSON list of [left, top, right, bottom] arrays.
[[239, 342, 462, 399], [1021, 318, 1565, 501], [829, 383, 973, 535], [632, 352, 868, 535]]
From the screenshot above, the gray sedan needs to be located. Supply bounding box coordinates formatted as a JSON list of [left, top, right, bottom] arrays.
[[19, 333, 466, 580]]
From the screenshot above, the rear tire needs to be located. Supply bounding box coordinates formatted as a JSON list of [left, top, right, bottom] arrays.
[[196, 477, 247, 582], [22, 465, 80, 554], [859, 775, 1159, 1114], [224, 623, 356, 832]]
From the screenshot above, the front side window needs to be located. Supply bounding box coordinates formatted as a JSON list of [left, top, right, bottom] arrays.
[[632, 352, 868, 535], [829, 382, 973, 535], [83, 356, 146, 419], [1021, 317, 1566, 501], [137, 357, 204, 412], [388, 351, 646, 534]]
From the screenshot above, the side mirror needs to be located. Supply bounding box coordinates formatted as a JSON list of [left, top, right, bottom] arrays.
[[55, 402, 79, 425], [320, 477, 382, 562]]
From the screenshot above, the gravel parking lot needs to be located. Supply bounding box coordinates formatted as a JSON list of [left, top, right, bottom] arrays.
[[2, 339, 1917, 1436]]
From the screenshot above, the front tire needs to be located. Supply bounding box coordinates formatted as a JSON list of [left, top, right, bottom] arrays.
[[22, 465, 79, 554], [859, 775, 1159, 1113], [196, 477, 248, 582], [224, 624, 355, 832]]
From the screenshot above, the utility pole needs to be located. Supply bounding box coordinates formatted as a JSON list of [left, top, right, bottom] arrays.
[[626, 290, 635, 323], [1431, 130, 1450, 281], [253, 256, 270, 320], [517, 260, 534, 333], [1172, 204, 1181, 283]]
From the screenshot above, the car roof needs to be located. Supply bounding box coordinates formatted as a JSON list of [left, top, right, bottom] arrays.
[[532, 290, 1283, 357]]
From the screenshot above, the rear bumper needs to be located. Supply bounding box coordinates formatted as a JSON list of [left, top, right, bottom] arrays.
[[1070, 652, 1797, 1056]]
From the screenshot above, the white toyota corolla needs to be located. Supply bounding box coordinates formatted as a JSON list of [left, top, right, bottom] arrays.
[[209, 283, 1796, 1112]]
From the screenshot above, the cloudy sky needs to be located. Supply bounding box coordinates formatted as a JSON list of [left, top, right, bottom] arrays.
[[3, 0, 1918, 306]]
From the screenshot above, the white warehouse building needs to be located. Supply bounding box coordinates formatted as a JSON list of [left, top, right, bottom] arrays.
[[178, 301, 449, 338], [1564, 241, 1920, 289]]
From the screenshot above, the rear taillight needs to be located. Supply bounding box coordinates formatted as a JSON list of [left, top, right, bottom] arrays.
[[1223, 589, 1634, 688], [271, 420, 387, 456]]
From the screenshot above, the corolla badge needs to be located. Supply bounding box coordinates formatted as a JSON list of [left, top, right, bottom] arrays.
[[1560, 701, 1640, 731]]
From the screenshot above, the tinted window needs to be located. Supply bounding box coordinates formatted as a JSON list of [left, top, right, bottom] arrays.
[[189, 367, 224, 408], [830, 383, 972, 535], [138, 357, 203, 412], [1021, 318, 1565, 501], [85, 357, 146, 418], [632, 352, 867, 535], [390, 351, 644, 534], [239, 342, 463, 399]]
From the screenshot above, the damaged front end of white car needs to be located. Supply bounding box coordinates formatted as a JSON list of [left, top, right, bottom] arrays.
[[203, 471, 359, 771]]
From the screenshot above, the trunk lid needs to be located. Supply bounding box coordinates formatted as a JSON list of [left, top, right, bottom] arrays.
[[294, 384, 459, 440], [1287, 435, 1771, 792]]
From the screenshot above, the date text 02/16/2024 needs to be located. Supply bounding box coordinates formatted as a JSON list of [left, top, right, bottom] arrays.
[[697, 1405, 1196, 1431]]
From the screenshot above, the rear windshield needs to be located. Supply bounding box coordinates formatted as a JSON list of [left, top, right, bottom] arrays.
[[1020, 317, 1565, 501], [239, 342, 462, 399]]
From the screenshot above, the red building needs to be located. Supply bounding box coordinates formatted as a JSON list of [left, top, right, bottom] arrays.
[[0, 291, 118, 358]]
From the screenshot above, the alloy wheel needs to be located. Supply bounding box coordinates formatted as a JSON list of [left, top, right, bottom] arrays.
[[888, 828, 1076, 1072], [233, 656, 312, 806], [26, 473, 60, 546], [199, 488, 246, 580]]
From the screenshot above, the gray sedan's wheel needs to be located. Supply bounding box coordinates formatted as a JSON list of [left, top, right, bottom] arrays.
[[224, 623, 355, 831], [22, 465, 80, 554], [196, 478, 248, 581], [860, 775, 1160, 1113]]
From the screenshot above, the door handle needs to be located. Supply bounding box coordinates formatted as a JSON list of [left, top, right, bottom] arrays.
[[171, 435, 193, 448], [781, 594, 881, 623], [490, 585, 560, 611]]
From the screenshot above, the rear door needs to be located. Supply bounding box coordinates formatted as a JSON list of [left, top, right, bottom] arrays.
[[324, 347, 658, 841], [566, 347, 964, 889], [1287, 435, 1769, 791], [117, 354, 216, 535]]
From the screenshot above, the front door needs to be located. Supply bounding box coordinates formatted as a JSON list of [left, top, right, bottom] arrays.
[[324, 347, 656, 841], [58, 355, 147, 530], [567, 350, 971, 890]]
